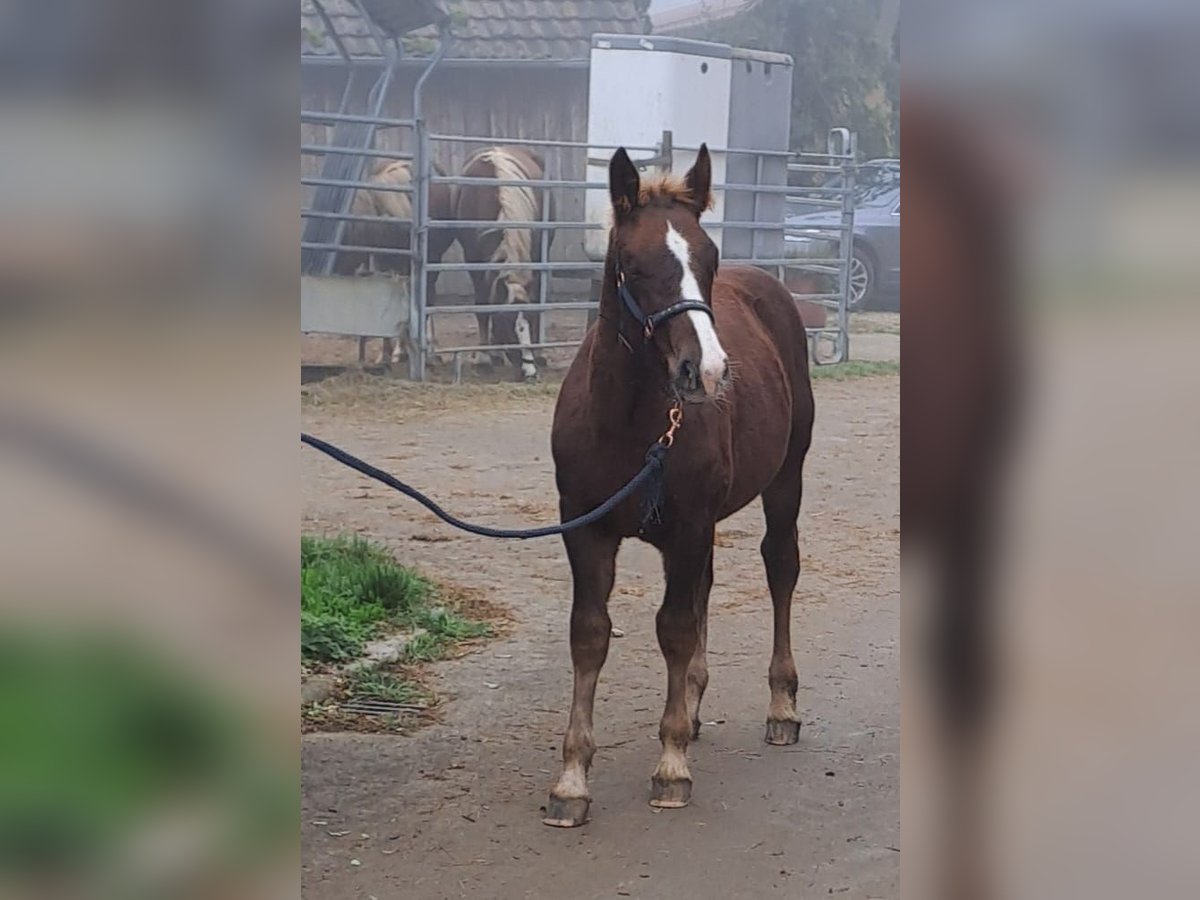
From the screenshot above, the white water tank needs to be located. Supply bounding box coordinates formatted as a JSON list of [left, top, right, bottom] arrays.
[[584, 34, 733, 261], [585, 36, 794, 263], [725, 47, 793, 261]]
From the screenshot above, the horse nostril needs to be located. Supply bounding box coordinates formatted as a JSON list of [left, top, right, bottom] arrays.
[[680, 359, 699, 392], [721, 362, 730, 383]]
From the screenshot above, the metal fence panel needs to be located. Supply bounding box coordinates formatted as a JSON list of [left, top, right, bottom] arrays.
[[300, 104, 858, 375]]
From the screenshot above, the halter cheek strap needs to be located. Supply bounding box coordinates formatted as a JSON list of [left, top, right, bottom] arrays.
[[616, 265, 714, 339]]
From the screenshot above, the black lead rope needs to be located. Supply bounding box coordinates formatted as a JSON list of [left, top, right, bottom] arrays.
[[302, 276, 699, 539], [301, 432, 672, 540]]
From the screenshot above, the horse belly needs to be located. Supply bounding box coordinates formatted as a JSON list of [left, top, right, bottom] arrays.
[[719, 351, 794, 518], [719, 423, 791, 520]]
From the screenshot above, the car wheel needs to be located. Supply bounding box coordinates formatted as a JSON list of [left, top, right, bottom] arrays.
[[848, 248, 874, 311]]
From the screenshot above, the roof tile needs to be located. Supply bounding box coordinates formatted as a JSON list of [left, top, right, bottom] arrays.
[[301, 0, 645, 60]]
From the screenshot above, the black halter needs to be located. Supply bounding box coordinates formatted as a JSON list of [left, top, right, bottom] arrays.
[[615, 263, 714, 340]]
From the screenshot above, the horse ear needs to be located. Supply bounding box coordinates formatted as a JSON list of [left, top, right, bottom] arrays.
[[684, 144, 713, 216], [609, 148, 641, 219]]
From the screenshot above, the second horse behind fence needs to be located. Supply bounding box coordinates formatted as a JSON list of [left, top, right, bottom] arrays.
[[335, 159, 456, 366], [453, 146, 556, 380]]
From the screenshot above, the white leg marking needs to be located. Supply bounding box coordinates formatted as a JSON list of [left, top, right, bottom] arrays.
[[506, 281, 538, 379], [515, 312, 537, 379], [665, 223, 727, 395], [552, 763, 590, 800]]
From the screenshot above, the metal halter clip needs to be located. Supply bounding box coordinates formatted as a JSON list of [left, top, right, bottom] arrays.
[[659, 402, 684, 447]]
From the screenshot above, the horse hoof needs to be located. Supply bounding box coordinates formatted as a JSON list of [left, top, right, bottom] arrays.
[[542, 795, 590, 828], [764, 719, 801, 745], [649, 776, 692, 809]]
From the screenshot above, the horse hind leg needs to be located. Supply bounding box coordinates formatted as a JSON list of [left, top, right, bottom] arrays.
[[650, 532, 711, 809], [761, 468, 804, 745], [377, 338, 393, 367]]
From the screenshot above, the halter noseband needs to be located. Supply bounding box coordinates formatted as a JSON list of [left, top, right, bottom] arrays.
[[615, 263, 714, 340]]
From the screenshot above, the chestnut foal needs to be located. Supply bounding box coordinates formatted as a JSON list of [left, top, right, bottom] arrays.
[[545, 146, 815, 826]]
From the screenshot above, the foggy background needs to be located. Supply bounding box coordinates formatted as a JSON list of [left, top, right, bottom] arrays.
[[0, 0, 1197, 897]]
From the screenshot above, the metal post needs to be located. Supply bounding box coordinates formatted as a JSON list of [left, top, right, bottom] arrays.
[[753, 150, 765, 264], [410, 31, 449, 381], [412, 122, 430, 381], [829, 127, 855, 364], [537, 186, 550, 346], [322, 39, 399, 278]]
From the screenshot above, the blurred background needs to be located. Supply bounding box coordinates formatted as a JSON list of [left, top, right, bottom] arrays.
[[903, 1, 1200, 898], [0, 0, 1197, 897], [0, 0, 297, 897]]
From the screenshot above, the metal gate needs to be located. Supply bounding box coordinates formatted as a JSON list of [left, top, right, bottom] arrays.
[[300, 7, 857, 379]]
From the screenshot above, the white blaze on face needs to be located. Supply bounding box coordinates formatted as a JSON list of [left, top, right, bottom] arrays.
[[664, 222, 727, 395]]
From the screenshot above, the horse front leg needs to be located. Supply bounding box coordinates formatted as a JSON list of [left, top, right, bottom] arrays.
[[687, 554, 713, 739], [467, 271, 492, 369], [544, 524, 619, 828], [651, 529, 713, 808], [514, 310, 537, 381], [473, 312, 491, 368]]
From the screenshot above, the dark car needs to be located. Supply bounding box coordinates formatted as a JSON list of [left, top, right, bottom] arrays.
[[786, 159, 900, 310]]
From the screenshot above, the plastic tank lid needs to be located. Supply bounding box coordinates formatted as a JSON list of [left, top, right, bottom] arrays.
[[591, 33, 733, 60], [731, 47, 794, 67]]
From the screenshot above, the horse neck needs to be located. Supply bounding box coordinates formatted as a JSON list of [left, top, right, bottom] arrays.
[[586, 254, 659, 423]]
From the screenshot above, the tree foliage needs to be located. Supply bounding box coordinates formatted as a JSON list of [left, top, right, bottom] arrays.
[[669, 0, 898, 159], [633, 0, 654, 33]]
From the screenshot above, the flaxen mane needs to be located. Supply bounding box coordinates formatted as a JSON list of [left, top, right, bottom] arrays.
[[353, 160, 413, 224], [477, 148, 539, 271], [607, 172, 714, 222]]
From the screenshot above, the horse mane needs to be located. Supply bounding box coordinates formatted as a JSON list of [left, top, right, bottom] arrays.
[[477, 148, 540, 275], [597, 172, 713, 240], [353, 160, 413, 220], [637, 174, 712, 212]]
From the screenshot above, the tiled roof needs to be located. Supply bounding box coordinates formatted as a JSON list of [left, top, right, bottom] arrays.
[[302, 0, 648, 61], [651, 0, 758, 34]]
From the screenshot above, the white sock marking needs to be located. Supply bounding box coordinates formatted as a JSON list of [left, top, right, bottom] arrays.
[[515, 312, 536, 378], [665, 222, 727, 394]]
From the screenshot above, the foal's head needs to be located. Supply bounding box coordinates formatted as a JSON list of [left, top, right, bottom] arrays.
[[608, 145, 730, 401]]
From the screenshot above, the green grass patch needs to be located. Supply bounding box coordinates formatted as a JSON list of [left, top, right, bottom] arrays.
[[344, 669, 430, 706], [810, 359, 900, 380], [300, 534, 488, 665], [0, 631, 292, 881]]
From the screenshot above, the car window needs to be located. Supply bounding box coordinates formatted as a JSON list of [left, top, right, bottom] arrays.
[[822, 165, 899, 207]]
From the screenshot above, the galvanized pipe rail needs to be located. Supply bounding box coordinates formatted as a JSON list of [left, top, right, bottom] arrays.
[[418, 128, 856, 373], [300, 98, 859, 375]]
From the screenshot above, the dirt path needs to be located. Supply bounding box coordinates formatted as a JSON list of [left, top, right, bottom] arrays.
[[301, 375, 899, 899]]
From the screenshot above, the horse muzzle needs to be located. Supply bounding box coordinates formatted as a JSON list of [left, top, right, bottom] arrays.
[[673, 356, 730, 400]]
